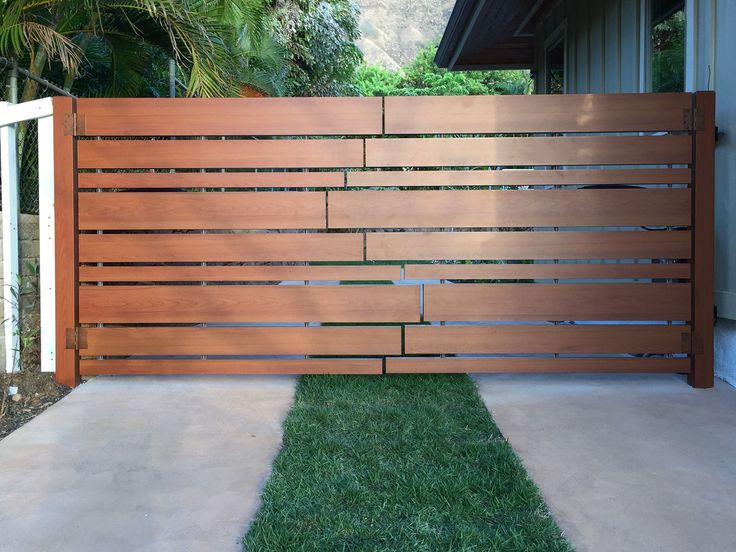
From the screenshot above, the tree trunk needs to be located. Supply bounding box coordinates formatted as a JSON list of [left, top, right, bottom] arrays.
[[20, 47, 48, 103]]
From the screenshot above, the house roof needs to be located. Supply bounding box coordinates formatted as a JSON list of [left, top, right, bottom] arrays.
[[434, 0, 553, 70]]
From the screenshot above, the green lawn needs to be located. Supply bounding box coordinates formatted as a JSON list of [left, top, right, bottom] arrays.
[[243, 374, 572, 552]]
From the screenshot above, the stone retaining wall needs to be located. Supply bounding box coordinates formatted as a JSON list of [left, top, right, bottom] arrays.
[[0, 213, 41, 369]]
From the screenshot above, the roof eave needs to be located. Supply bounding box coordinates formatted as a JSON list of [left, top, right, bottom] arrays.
[[434, 0, 483, 70]]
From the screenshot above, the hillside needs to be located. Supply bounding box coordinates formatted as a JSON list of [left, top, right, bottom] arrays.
[[354, 0, 454, 69]]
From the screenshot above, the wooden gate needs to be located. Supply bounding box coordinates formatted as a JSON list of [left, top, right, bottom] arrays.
[[51, 92, 715, 388]]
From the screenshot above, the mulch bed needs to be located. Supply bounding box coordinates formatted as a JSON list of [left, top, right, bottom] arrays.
[[0, 365, 70, 441]]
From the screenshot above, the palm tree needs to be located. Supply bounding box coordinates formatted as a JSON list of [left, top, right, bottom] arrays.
[[0, 0, 283, 99]]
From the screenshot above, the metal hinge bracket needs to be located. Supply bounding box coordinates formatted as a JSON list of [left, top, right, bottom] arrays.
[[63, 113, 85, 136], [683, 108, 692, 130], [684, 108, 706, 131], [691, 332, 704, 356], [65, 327, 88, 350]]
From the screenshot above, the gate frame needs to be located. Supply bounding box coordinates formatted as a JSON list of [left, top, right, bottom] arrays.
[[49, 92, 716, 388], [690, 91, 715, 388]]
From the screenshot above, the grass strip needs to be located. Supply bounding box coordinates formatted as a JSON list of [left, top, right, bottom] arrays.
[[243, 374, 573, 552]]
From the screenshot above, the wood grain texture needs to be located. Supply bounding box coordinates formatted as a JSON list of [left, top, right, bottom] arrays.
[[404, 262, 691, 281], [404, 324, 691, 354], [330, 189, 691, 228], [690, 91, 715, 388], [385, 357, 690, 374], [52, 97, 79, 387], [79, 264, 401, 282], [423, 283, 691, 321], [365, 135, 692, 167], [79, 285, 421, 323], [83, 326, 401, 356], [80, 358, 383, 376], [367, 231, 691, 261], [347, 168, 691, 187], [77, 97, 383, 136], [78, 171, 344, 189], [78, 139, 364, 169], [384, 93, 693, 133], [78, 233, 363, 263], [79, 192, 326, 230]]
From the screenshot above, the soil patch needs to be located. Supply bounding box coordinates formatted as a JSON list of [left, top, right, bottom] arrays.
[[0, 367, 70, 441]]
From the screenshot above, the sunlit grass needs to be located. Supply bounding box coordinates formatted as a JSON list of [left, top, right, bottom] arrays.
[[243, 374, 572, 552]]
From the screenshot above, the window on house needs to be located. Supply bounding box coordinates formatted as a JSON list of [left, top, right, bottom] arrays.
[[545, 38, 565, 94], [651, 0, 685, 92]]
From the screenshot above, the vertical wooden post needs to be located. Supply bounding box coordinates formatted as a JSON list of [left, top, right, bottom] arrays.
[[690, 91, 715, 389], [52, 97, 79, 387]]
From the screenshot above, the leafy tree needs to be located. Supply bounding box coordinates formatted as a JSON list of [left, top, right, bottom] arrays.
[[0, 0, 285, 99], [268, 0, 362, 96], [651, 9, 685, 93], [356, 42, 532, 96]]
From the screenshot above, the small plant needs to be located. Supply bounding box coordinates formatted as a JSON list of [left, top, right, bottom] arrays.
[[0, 261, 40, 421]]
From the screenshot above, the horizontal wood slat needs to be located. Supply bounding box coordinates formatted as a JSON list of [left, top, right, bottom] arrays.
[[80, 359, 383, 376], [384, 93, 693, 133], [365, 135, 692, 167], [78, 139, 364, 169], [405, 325, 690, 354], [78, 171, 344, 189], [79, 285, 421, 323], [385, 357, 690, 374], [79, 192, 326, 230], [330, 189, 691, 228], [404, 262, 691, 280], [367, 231, 691, 261], [347, 168, 691, 187], [83, 326, 401, 356], [77, 97, 383, 136], [79, 264, 401, 282], [423, 283, 691, 321], [78, 233, 364, 263]]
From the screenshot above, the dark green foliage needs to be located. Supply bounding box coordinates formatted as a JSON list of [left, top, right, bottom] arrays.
[[356, 42, 532, 97], [269, 0, 363, 96], [651, 9, 685, 93], [0, 0, 287, 98], [243, 374, 572, 552]]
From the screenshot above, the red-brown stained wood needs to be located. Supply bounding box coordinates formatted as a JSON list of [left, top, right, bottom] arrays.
[[365, 135, 692, 167], [330, 189, 691, 228], [78, 139, 364, 169], [404, 262, 691, 281], [79, 285, 421, 323], [690, 91, 715, 388], [423, 283, 691, 321], [385, 357, 690, 374], [77, 97, 383, 136], [80, 358, 383, 376], [367, 231, 691, 261], [78, 171, 344, 189], [83, 326, 401, 356], [347, 168, 691, 187], [404, 324, 691, 354], [79, 264, 401, 282], [384, 93, 693, 134], [78, 233, 364, 263], [79, 192, 326, 230], [52, 97, 79, 387]]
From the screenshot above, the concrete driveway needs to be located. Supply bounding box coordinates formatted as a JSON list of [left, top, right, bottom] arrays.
[[0, 375, 296, 552], [475, 373, 736, 552]]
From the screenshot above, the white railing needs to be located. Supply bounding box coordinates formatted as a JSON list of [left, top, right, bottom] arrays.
[[0, 98, 55, 374]]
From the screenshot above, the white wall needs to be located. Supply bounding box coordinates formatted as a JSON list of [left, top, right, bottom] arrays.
[[534, 0, 736, 385], [534, 0, 646, 94]]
